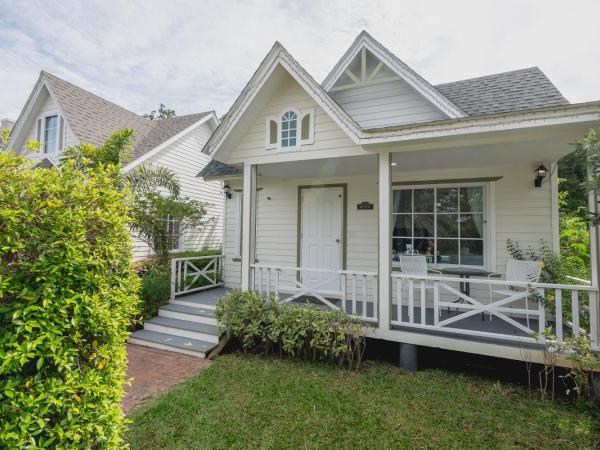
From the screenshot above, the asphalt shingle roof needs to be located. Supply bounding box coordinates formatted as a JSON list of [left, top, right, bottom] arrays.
[[42, 71, 211, 160], [434, 67, 569, 117], [197, 159, 241, 178]]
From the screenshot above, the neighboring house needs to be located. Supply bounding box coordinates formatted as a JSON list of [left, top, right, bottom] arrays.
[[191, 31, 600, 363], [8, 71, 223, 259], [1, 118, 15, 133]]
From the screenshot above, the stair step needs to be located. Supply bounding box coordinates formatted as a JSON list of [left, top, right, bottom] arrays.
[[159, 303, 217, 325], [144, 317, 221, 343], [129, 330, 216, 358]]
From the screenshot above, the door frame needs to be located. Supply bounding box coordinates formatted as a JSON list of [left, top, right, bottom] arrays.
[[296, 184, 347, 276]]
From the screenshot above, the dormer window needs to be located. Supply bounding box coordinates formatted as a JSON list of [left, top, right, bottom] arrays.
[[266, 107, 314, 150]]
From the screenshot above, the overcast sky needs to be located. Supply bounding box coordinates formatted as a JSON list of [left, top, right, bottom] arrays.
[[2, 0, 600, 120]]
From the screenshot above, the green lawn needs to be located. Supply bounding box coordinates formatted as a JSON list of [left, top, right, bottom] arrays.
[[126, 354, 599, 450]]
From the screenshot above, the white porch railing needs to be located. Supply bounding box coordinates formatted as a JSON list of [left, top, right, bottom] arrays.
[[251, 264, 378, 322], [391, 273, 599, 349], [170, 255, 224, 300]]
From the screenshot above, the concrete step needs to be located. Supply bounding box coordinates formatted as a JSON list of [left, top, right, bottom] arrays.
[[144, 316, 221, 343], [159, 303, 217, 325], [128, 329, 216, 358]]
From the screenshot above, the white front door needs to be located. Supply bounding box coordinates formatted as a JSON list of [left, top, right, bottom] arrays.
[[300, 186, 343, 290]]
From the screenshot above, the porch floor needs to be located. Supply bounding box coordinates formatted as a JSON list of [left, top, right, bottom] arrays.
[[174, 288, 555, 348]]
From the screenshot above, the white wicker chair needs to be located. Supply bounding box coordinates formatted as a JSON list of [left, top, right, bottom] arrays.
[[398, 255, 442, 314], [488, 259, 543, 326]]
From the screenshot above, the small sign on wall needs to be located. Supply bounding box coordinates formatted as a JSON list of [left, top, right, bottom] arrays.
[[357, 201, 374, 210]]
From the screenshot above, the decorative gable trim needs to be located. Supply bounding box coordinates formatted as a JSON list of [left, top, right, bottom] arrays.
[[322, 31, 466, 119]]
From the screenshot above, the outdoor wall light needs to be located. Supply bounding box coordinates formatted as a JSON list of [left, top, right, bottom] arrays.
[[534, 164, 548, 187], [223, 184, 232, 199]]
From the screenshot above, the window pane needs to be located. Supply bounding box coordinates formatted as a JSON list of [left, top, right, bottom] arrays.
[[290, 129, 296, 138], [460, 187, 483, 213], [415, 238, 435, 260], [393, 190, 412, 213], [392, 238, 413, 261], [44, 115, 57, 154], [437, 239, 459, 264], [460, 240, 483, 266], [413, 214, 434, 237], [414, 189, 434, 212], [289, 137, 296, 146], [460, 213, 484, 239], [437, 188, 458, 213], [282, 121, 289, 130], [437, 214, 458, 238], [392, 214, 411, 237]]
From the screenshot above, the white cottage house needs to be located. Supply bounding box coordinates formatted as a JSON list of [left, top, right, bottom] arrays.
[[8, 71, 223, 259], [131, 32, 600, 364]]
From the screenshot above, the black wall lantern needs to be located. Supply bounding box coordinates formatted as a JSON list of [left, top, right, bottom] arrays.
[[534, 164, 548, 188], [223, 184, 232, 199]]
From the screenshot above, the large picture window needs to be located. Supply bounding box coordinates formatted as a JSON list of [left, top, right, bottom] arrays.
[[392, 184, 486, 267]]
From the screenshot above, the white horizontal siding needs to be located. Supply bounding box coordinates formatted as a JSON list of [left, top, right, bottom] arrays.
[[222, 164, 553, 289], [330, 79, 446, 128], [132, 121, 224, 260], [228, 74, 363, 161]]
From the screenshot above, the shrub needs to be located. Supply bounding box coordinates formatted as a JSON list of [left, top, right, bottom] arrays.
[[138, 263, 170, 320], [216, 291, 366, 369], [0, 153, 140, 448]]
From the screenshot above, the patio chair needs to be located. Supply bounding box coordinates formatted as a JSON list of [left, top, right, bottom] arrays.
[[487, 259, 543, 327]]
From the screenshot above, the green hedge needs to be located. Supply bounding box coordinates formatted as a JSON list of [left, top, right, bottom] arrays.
[[0, 154, 140, 448], [215, 291, 366, 369]]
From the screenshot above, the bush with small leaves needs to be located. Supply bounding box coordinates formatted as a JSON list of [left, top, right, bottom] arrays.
[[0, 153, 140, 448]]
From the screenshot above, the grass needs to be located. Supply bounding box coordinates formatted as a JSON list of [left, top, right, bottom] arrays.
[[126, 354, 599, 450]]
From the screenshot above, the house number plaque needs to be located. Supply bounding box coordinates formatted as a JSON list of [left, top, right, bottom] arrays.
[[357, 201, 374, 210]]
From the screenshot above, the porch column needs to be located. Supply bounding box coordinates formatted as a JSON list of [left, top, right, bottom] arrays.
[[241, 162, 257, 290], [378, 152, 392, 330], [589, 167, 600, 348]]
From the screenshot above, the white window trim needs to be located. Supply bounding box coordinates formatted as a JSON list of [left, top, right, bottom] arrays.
[[167, 215, 183, 252], [392, 181, 494, 271], [266, 107, 315, 151], [42, 114, 59, 154]]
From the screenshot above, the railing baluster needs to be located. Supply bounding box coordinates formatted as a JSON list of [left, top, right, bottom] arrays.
[[372, 275, 378, 320], [352, 274, 357, 315], [178, 260, 183, 294], [258, 267, 263, 293], [275, 269, 280, 298], [555, 289, 563, 344], [341, 274, 347, 315], [572, 290, 580, 337], [397, 278, 402, 322], [590, 291, 598, 348], [420, 279, 426, 325], [538, 288, 545, 334], [433, 281, 439, 326], [266, 267, 271, 298], [408, 279, 414, 324], [363, 274, 368, 319]]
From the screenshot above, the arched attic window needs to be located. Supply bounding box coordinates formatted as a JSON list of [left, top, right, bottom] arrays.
[[281, 110, 298, 148]]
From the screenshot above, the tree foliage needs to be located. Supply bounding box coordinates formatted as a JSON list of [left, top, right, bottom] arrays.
[[0, 153, 139, 448], [143, 103, 176, 120]]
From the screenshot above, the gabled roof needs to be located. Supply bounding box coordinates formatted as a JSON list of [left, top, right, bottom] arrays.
[[9, 71, 216, 164], [435, 67, 569, 116], [322, 31, 466, 119], [202, 42, 365, 158]]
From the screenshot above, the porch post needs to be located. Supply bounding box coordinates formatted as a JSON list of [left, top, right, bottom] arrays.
[[378, 152, 392, 330], [589, 166, 600, 348], [241, 162, 257, 291]]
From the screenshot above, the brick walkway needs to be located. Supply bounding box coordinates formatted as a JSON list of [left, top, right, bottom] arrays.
[[123, 344, 212, 412]]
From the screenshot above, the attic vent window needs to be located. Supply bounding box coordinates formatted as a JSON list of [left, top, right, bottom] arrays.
[[265, 107, 315, 150]]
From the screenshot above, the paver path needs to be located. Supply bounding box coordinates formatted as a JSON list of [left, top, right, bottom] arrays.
[[123, 343, 212, 412]]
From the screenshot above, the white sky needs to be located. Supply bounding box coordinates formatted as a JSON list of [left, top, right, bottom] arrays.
[[1, 0, 600, 120]]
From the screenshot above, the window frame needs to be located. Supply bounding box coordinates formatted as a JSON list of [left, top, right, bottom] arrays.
[[43, 114, 59, 154], [265, 107, 315, 150], [392, 181, 492, 270], [166, 215, 183, 252]]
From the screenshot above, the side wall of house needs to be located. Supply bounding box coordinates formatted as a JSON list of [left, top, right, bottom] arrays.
[[132, 121, 224, 259], [221, 164, 553, 289]]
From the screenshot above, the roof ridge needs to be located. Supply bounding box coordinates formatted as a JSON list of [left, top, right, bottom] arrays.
[[435, 67, 541, 87]]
